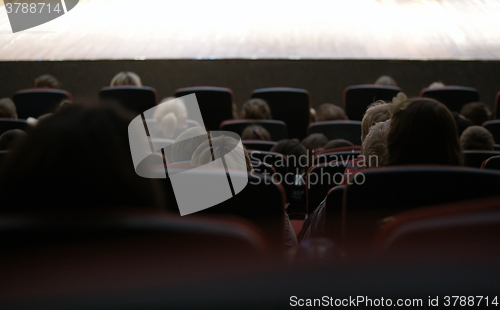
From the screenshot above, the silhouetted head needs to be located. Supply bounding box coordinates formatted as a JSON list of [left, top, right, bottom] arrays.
[[460, 125, 494, 151], [110, 71, 142, 87], [241, 125, 271, 141], [0, 98, 17, 119], [387, 98, 463, 166], [0, 104, 165, 213], [34, 74, 61, 88], [316, 103, 348, 121], [240, 99, 271, 120]]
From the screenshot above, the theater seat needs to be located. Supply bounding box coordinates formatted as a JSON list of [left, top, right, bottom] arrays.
[[308, 120, 362, 145], [463, 150, 500, 168], [251, 87, 310, 140], [313, 146, 361, 166], [99, 86, 158, 115], [481, 155, 500, 170], [372, 196, 500, 263], [174, 86, 234, 131], [243, 140, 276, 152], [220, 119, 288, 141], [13, 88, 71, 119], [343, 85, 402, 121], [343, 166, 500, 252], [154, 169, 288, 250], [494, 90, 500, 119], [251, 161, 276, 176], [0, 210, 268, 301], [420, 86, 479, 112], [306, 162, 350, 215], [0, 119, 29, 135], [483, 120, 500, 143]]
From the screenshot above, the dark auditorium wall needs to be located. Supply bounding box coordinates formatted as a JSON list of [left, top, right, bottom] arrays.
[[0, 59, 499, 112]]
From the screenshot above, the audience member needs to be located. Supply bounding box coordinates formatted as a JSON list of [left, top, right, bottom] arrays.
[[460, 126, 494, 151], [460, 102, 492, 126], [34, 74, 61, 88], [452, 111, 473, 136], [191, 134, 252, 172], [316, 104, 348, 121], [153, 97, 188, 139], [323, 139, 354, 150], [301, 133, 328, 155], [270, 139, 307, 174], [387, 97, 463, 166], [0, 129, 26, 151], [110, 71, 142, 86], [428, 81, 445, 89], [171, 127, 209, 163], [241, 125, 271, 141], [0, 98, 17, 119], [374, 75, 398, 87], [0, 104, 165, 213], [361, 119, 391, 167], [240, 99, 271, 119], [361, 101, 391, 143]]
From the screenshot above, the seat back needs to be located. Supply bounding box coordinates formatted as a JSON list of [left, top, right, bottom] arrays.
[[149, 138, 174, 163], [0, 211, 268, 300], [247, 150, 287, 177], [372, 197, 500, 263], [174, 86, 234, 131], [0, 150, 9, 165], [463, 150, 500, 168], [251, 87, 310, 140], [13, 88, 71, 119], [144, 118, 200, 138], [308, 120, 362, 145], [420, 86, 479, 112], [483, 120, 500, 143], [155, 170, 287, 250], [494, 90, 500, 119], [243, 140, 276, 152], [343, 166, 500, 249], [313, 147, 361, 166], [324, 185, 345, 242], [0, 119, 29, 135], [481, 155, 500, 170], [251, 161, 276, 176], [220, 119, 288, 141], [343, 85, 402, 121], [306, 162, 349, 215], [99, 86, 157, 115]]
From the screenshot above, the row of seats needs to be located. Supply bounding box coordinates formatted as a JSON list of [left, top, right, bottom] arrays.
[[2, 194, 499, 306], [305, 149, 500, 215], [10, 85, 500, 140], [307, 166, 500, 254]]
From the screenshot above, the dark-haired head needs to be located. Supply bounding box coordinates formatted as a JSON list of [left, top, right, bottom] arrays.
[[316, 103, 348, 122], [323, 139, 354, 150], [387, 98, 463, 166], [0, 98, 17, 119], [241, 125, 271, 141], [0, 129, 26, 151], [460, 102, 492, 126], [270, 139, 307, 174], [191, 135, 252, 172], [240, 99, 271, 120], [34, 74, 61, 88], [0, 104, 165, 213]]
